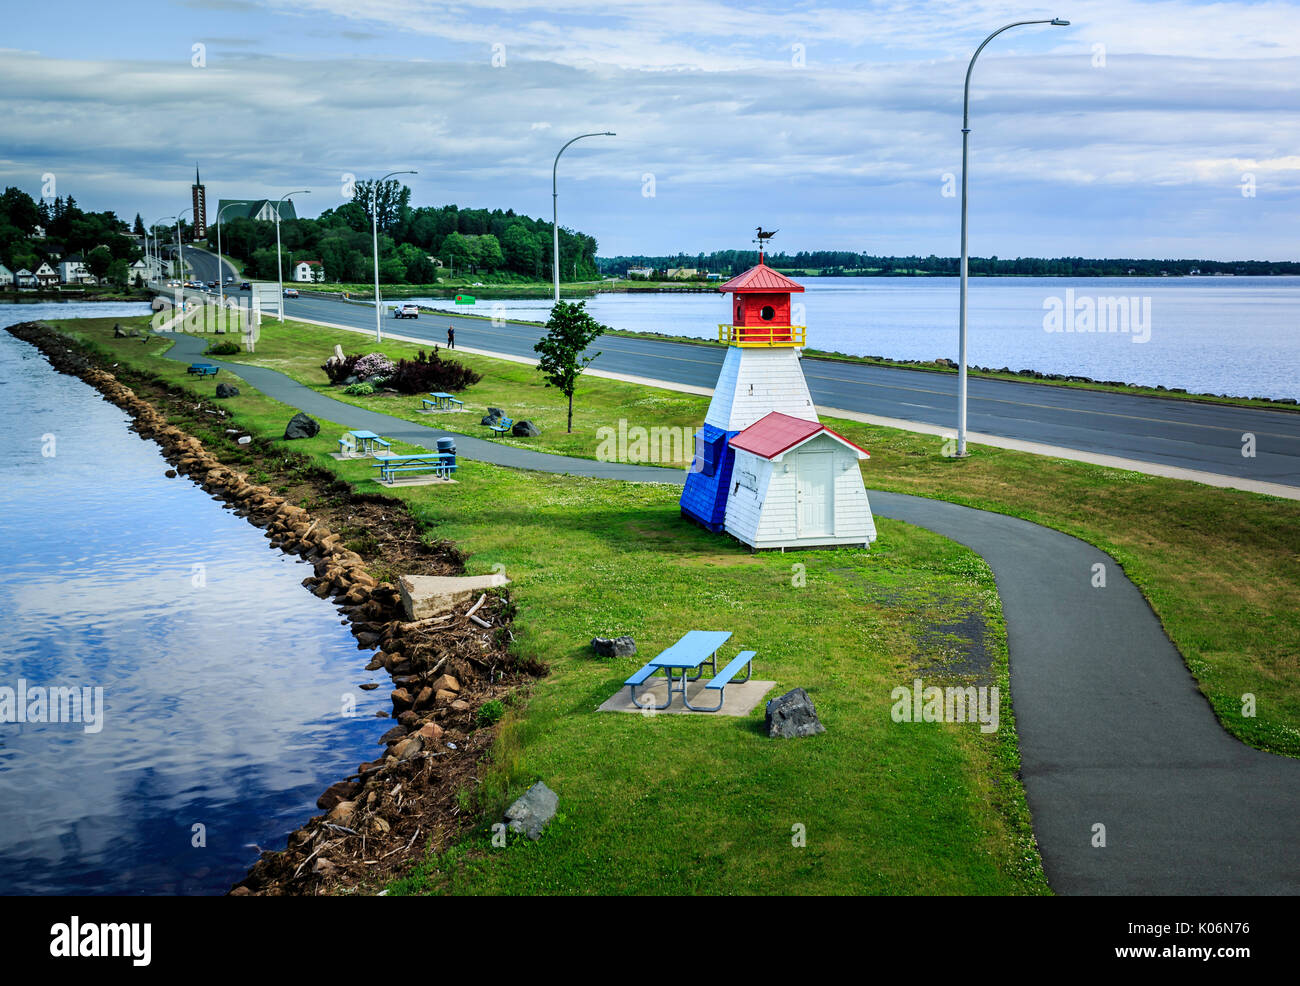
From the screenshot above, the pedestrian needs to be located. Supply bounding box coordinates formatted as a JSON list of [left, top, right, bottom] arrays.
[[447, 325, 455, 349]]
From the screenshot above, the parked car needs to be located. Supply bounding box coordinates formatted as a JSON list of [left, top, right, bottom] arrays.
[[207, 280, 218, 288], [239, 281, 251, 291], [393, 303, 419, 319], [283, 287, 299, 298]]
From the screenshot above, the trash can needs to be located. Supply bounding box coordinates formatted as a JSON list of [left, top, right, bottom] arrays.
[[436, 436, 456, 466]]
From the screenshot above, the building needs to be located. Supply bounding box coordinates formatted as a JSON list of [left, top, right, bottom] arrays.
[[216, 198, 298, 223], [680, 248, 876, 550], [14, 268, 35, 289], [57, 254, 89, 284], [127, 258, 153, 284], [0, 264, 12, 287], [666, 267, 699, 279], [724, 413, 876, 550], [33, 262, 59, 287], [293, 260, 324, 282], [192, 164, 207, 239], [627, 266, 656, 278]]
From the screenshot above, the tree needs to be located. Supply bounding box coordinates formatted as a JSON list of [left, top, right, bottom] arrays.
[[353, 179, 411, 232], [107, 257, 130, 287], [534, 301, 607, 433], [86, 245, 112, 279], [132, 213, 146, 236]]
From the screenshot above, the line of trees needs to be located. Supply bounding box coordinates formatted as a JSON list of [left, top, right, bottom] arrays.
[[220, 181, 600, 285], [598, 251, 1300, 278], [1, 187, 142, 285]]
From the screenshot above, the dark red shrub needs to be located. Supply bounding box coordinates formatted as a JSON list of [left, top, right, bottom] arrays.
[[386, 349, 482, 395]]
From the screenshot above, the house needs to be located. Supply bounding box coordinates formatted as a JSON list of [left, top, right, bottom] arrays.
[[627, 266, 656, 279], [293, 260, 324, 282], [14, 268, 35, 289], [34, 262, 60, 287], [666, 267, 699, 279], [58, 254, 90, 284], [724, 412, 876, 550], [217, 198, 298, 222], [0, 264, 12, 287], [127, 258, 153, 283]]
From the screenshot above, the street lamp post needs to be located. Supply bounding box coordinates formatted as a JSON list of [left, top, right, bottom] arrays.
[[371, 170, 417, 342], [274, 190, 310, 322], [552, 132, 615, 303], [151, 216, 174, 283], [175, 207, 192, 288], [214, 201, 240, 308], [956, 17, 1069, 457]]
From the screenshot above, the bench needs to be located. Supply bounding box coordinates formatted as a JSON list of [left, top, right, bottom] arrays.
[[487, 416, 514, 437], [187, 363, 219, 377], [371, 453, 456, 483], [623, 662, 661, 708], [684, 651, 756, 713], [339, 435, 390, 456]]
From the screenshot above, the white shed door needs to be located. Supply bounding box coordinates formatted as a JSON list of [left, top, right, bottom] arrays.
[[795, 452, 834, 537]]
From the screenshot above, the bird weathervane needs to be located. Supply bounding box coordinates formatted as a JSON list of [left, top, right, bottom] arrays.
[[754, 226, 778, 262]]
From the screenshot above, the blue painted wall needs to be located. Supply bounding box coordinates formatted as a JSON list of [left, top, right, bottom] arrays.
[[680, 423, 738, 532]]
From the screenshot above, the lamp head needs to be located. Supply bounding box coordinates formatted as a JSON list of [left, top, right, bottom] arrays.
[[1051, 18, 1070, 25]]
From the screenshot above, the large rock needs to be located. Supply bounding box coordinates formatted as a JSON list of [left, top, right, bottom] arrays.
[[480, 407, 505, 426], [215, 382, 240, 398], [284, 412, 320, 440], [765, 688, 826, 739], [397, 572, 509, 621], [505, 781, 559, 841], [512, 419, 541, 437], [591, 635, 637, 658]]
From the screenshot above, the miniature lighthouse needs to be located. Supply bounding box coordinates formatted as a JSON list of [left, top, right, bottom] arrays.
[[681, 234, 877, 550]]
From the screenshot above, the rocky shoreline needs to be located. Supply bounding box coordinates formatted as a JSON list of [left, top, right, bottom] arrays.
[[7, 321, 540, 895]]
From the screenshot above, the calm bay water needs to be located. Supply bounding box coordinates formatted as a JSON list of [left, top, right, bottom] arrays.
[[0, 303, 384, 894], [422, 276, 1300, 400]]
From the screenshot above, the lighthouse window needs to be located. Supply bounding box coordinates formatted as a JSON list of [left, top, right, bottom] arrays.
[[760, 305, 776, 321]]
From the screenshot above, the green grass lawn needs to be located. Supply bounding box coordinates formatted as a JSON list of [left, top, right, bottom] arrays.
[[56, 313, 1300, 759], [40, 313, 1046, 895]]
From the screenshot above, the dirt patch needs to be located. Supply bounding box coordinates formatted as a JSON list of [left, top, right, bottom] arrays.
[[7, 321, 545, 896]]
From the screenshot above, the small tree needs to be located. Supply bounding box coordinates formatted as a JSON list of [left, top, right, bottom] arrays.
[[534, 300, 607, 433]]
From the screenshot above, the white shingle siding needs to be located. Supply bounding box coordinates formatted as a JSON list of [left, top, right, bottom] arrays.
[[724, 433, 877, 550], [704, 348, 818, 432]]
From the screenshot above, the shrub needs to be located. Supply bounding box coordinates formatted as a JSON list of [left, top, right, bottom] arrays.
[[322, 353, 360, 384], [386, 348, 483, 395], [477, 700, 505, 727], [353, 352, 397, 381], [205, 340, 241, 355], [342, 381, 376, 395]]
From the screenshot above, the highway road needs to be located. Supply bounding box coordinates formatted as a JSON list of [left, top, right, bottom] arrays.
[[171, 246, 1300, 488]]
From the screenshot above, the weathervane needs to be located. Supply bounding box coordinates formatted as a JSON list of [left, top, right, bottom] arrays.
[[753, 226, 778, 263]]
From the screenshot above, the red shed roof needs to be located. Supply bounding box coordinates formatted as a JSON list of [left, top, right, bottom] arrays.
[[717, 261, 804, 294], [729, 412, 870, 460]]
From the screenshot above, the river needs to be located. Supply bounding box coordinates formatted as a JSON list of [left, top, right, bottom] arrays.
[[0, 302, 385, 894], [419, 276, 1300, 400]]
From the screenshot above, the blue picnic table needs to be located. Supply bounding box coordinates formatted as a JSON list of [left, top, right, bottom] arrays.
[[338, 429, 392, 457], [420, 391, 464, 411], [624, 631, 755, 712], [371, 452, 457, 482]]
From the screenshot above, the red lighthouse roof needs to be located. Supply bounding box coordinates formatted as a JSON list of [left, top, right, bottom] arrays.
[[717, 261, 804, 294]]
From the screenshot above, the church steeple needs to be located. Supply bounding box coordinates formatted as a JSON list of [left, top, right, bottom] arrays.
[[191, 164, 207, 240]]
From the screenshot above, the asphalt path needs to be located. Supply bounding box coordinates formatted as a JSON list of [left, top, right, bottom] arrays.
[[162, 328, 1300, 894], [168, 247, 1300, 486]]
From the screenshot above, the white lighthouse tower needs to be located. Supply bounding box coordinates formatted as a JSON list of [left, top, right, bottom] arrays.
[[682, 236, 876, 550]]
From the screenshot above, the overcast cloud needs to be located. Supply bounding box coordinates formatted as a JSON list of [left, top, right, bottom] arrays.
[[1, 0, 1296, 258]]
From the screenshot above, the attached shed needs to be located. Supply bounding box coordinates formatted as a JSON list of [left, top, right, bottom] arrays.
[[724, 412, 876, 551]]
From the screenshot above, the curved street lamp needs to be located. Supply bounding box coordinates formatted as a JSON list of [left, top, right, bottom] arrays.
[[174, 207, 192, 288], [552, 132, 615, 302], [150, 215, 174, 283], [956, 17, 1069, 457], [371, 170, 417, 342], [272, 190, 310, 321], [214, 201, 241, 308]]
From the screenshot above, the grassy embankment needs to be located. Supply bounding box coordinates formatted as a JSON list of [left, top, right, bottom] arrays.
[[196, 315, 1300, 762], [45, 313, 1046, 895]]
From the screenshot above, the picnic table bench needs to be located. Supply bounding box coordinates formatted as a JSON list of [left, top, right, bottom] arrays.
[[421, 392, 464, 411], [371, 452, 457, 483], [487, 416, 514, 437], [187, 363, 219, 377], [624, 631, 754, 712], [338, 430, 391, 457]]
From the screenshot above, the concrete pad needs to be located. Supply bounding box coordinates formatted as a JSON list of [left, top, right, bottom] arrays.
[[329, 450, 377, 460], [372, 475, 457, 488], [416, 407, 470, 414], [598, 678, 776, 717], [398, 572, 509, 620]]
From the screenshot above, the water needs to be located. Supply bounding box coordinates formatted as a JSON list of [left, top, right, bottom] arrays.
[[419, 276, 1300, 400], [0, 303, 386, 894]]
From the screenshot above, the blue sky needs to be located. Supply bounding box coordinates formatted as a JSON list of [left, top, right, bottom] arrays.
[[1, 0, 1297, 259]]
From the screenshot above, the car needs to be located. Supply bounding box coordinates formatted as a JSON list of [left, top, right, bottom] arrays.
[[226, 275, 234, 282], [239, 282, 251, 291], [207, 280, 218, 288], [393, 303, 419, 319], [283, 287, 299, 298]]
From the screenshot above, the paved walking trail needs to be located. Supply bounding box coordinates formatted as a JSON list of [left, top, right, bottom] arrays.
[[164, 331, 1300, 895]]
